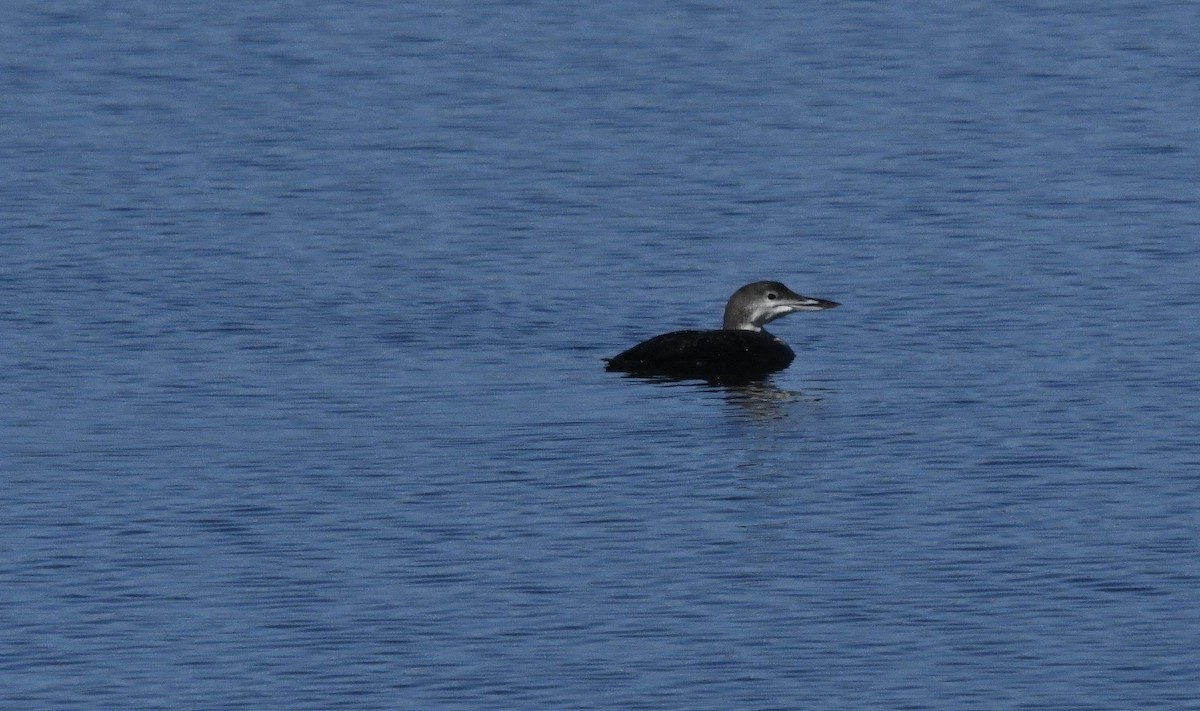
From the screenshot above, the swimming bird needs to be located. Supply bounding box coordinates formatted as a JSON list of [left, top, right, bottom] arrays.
[[605, 281, 838, 382]]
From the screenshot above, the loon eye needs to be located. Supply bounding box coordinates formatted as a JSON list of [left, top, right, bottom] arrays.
[[767, 292, 777, 300]]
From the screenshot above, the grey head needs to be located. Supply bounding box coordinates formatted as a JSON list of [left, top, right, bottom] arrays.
[[721, 281, 839, 331]]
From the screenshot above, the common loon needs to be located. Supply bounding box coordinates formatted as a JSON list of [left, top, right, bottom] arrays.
[[605, 281, 838, 382]]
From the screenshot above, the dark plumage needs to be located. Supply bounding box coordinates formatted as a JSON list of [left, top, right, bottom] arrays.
[[606, 329, 796, 380], [605, 281, 838, 382]]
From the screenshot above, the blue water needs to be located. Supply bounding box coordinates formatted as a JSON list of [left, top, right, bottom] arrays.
[[3, 1, 1199, 708]]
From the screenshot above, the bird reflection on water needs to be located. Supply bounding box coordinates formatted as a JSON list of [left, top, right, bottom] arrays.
[[613, 371, 826, 420]]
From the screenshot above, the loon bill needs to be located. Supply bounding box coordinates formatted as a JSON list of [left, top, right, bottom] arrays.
[[605, 280, 838, 382]]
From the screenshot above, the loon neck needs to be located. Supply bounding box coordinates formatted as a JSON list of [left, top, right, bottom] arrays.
[[723, 325, 775, 339]]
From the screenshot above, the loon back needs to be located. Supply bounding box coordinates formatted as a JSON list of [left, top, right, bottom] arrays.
[[605, 329, 796, 381]]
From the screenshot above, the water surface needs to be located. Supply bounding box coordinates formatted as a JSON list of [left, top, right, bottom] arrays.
[[2, 1, 1199, 708]]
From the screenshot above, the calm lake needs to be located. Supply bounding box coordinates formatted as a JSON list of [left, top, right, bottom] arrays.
[[3, 1, 1198, 708]]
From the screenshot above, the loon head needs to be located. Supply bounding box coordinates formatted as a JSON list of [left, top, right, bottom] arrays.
[[721, 281, 839, 331]]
